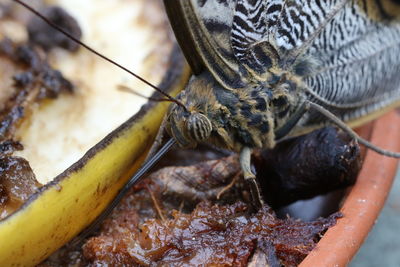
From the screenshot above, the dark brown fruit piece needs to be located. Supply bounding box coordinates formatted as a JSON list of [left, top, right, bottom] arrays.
[[255, 127, 361, 208], [27, 6, 82, 51]]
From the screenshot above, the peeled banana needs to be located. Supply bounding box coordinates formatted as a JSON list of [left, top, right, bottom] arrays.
[[0, 0, 190, 265], [0, 50, 189, 266]]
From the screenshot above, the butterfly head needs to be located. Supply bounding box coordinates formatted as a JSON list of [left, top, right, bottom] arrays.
[[166, 107, 212, 148], [165, 82, 214, 148]]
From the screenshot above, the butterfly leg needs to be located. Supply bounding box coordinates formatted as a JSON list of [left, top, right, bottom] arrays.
[[240, 147, 264, 209]]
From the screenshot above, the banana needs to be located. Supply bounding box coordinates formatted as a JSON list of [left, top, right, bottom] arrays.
[[0, 0, 191, 265], [0, 48, 190, 266]]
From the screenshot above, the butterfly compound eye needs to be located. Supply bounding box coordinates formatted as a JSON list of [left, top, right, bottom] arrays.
[[185, 112, 212, 142]]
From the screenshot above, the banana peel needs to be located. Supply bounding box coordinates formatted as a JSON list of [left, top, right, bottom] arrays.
[[0, 46, 190, 266]]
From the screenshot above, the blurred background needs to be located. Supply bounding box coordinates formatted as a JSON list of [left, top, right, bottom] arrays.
[[351, 168, 400, 266]]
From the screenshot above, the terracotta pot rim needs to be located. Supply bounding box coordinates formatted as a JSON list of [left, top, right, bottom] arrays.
[[300, 110, 400, 267]]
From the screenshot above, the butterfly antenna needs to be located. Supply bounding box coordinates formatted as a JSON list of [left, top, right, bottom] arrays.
[[13, 0, 187, 111], [307, 101, 400, 158], [117, 85, 178, 103]]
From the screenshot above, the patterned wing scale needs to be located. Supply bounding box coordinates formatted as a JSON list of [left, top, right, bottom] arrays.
[[230, 0, 347, 74], [230, 0, 267, 62], [230, 0, 279, 77], [291, 0, 400, 128]]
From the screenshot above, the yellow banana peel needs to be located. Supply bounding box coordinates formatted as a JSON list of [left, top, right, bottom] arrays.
[[0, 49, 190, 266]]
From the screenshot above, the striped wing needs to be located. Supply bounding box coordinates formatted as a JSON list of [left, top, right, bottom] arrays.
[[163, 0, 246, 89], [298, 0, 400, 128]]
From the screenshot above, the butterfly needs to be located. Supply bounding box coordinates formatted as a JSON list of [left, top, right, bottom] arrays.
[[158, 0, 400, 206]]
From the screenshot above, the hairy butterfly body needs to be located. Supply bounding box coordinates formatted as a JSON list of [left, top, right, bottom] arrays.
[[163, 0, 400, 205]]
